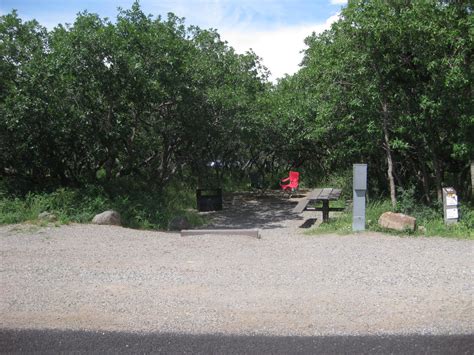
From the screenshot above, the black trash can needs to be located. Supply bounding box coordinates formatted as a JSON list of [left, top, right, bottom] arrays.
[[196, 188, 223, 211]]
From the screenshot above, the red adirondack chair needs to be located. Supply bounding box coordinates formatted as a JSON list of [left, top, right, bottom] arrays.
[[280, 171, 299, 193]]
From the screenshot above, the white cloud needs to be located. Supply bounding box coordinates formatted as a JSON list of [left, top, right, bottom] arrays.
[[330, 0, 348, 5], [140, 1, 344, 82], [144, 0, 286, 31], [220, 14, 340, 82]]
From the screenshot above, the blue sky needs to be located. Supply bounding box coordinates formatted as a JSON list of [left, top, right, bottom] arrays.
[[0, 0, 347, 80]]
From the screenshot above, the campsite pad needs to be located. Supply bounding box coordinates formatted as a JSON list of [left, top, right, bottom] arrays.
[[199, 191, 311, 230]]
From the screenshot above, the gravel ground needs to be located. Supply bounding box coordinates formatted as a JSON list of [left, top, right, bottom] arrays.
[[0, 194, 473, 336]]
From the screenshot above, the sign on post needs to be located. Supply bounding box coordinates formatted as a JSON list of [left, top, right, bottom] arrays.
[[352, 164, 367, 231], [442, 187, 459, 225]]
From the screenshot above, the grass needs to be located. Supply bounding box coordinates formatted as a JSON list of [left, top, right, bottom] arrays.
[[0, 184, 207, 230], [1, 181, 472, 239], [308, 199, 474, 239]]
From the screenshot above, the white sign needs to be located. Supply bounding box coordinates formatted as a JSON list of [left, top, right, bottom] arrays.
[[446, 208, 458, 219], [446, 193, 458, 206]]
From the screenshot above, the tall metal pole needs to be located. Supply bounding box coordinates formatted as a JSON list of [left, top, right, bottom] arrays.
[[352, 164, 367, 231]]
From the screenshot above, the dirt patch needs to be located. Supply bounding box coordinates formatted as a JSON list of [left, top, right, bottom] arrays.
[[200, 191, 315, 230]]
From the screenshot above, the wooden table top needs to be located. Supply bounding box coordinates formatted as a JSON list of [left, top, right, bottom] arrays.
[[307, 188, 342, 201], [292, 188, 342, 214]]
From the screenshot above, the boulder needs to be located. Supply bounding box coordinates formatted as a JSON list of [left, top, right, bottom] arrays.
[[168, 215, 191, 231], [92, 210, 121, 226], [378, 211, 416, 232], [38, 211, 57, 222]]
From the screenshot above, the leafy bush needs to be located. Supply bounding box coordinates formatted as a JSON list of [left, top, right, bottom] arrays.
[[316, 170, 353, 199], [308, 199, 473, 239], [0, 184, 206, 230], [0, 186, 108, 225], [0, 196, 32, 224], [395, 185, 417, 215]]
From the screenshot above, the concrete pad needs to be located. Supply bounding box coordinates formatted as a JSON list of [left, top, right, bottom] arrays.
[[181, 229, 260, 239]]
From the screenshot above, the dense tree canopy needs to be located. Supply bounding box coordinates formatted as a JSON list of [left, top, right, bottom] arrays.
[[0, 3, 268, 190], [1, 1, 472, 203], [297, 0, 473, 202]]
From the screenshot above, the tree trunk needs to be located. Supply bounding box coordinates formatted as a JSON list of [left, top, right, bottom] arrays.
[[431, 150, 443, 203], [425, 116, 443, 202], [412, 148, 431, 204], [471, 161, 474, 200], [420, 161, 432, 204], [382, 101, 397, 208]]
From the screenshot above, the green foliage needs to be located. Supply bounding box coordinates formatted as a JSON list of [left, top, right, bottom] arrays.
[[0, 184, 205, 229], [316, 170, 353, 199], [1, 2, 472, 233], [0, 186, 108, 224], [395, 185, 444, 223], [420, 212, 473, 239], [309, 199, 473, 239], [395, 185, 418, 215], [0, 196, 34, 224], [0, 4, 267, 190], [309, 210, 353, 235], [298, 0, 473, 201]]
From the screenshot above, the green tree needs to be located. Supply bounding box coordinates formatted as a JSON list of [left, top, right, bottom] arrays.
[[1, 3, 269, 192], [299, 0, 473, 203], [0, 11, 51, 186]]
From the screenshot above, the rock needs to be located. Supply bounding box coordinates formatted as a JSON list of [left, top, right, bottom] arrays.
[[38, 211, 57, 222], [418, 225, 426, 234], [168, 215, 191, 231], [378, 211, 416, 232], [92, 210, 121, 226]]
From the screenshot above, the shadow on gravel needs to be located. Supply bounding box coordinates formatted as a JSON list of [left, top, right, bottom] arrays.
[[299, 218, 318, 228], [202, 192, 303, 229], [1, 329, 472, 354]]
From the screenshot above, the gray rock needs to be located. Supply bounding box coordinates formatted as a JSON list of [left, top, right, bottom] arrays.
[[92, 210, 121, 226], [168, 215, 191, 231], [378, 211, 416, 232], [38, 212, 57, 222]]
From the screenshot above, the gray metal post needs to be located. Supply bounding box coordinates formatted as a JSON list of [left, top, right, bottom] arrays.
[[352, 164, 367, 231]]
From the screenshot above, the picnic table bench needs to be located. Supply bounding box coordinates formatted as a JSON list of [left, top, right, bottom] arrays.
[[293, 188, 343, 222]]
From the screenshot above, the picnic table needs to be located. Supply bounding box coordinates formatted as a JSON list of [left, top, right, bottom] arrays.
[[293, 188, 343, 222]]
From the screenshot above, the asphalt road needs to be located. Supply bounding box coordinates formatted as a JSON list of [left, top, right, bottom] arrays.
[[1, 329, 473, 354]]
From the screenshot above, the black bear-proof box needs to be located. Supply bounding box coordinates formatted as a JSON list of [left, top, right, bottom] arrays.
[[196, 188, 223, 212]]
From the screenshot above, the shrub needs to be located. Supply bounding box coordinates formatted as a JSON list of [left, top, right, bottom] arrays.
[[308, 199, 473, 239], [0, 183, 206, 230]]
